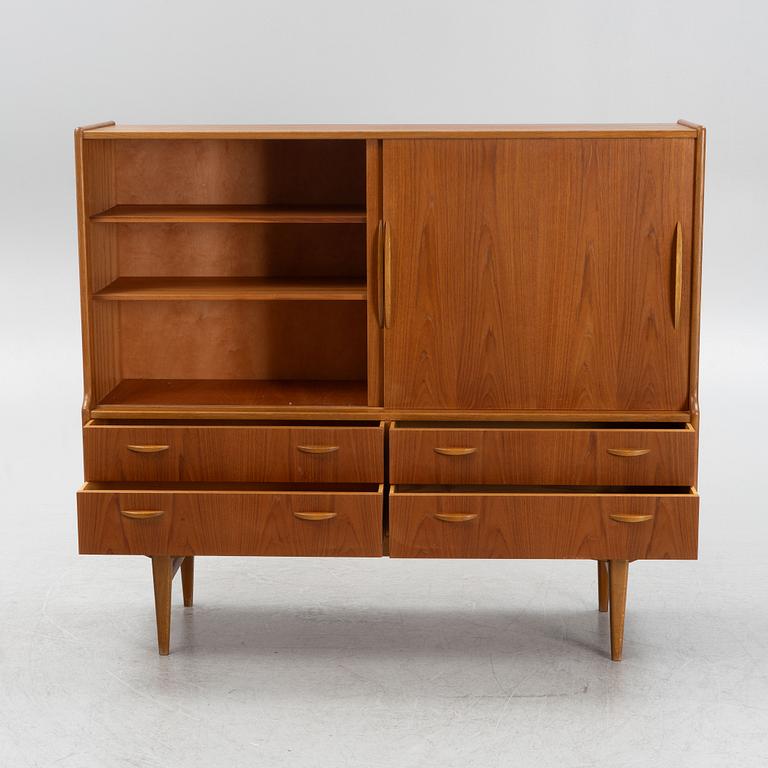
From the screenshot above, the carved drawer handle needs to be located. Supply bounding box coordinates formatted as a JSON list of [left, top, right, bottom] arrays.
[[606, 448, 650, 457], [127, 445, 170, 454], [121, 509, 165, 519], [293, 511, 338, 521], [433, 447, 477, 456], [296, 445, 340, 454], [609, 514, 654, 524], [434, 513, 478, 523]]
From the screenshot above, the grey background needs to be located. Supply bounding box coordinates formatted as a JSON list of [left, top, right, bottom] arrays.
[[1, 1, 767, 766]]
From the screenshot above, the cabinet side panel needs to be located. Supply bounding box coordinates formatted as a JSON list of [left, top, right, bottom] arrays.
[[79, 136, 121, 409]]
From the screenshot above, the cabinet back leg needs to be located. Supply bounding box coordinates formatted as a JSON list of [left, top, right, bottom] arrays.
[[151, 556, 173, 656], [609, 560, 629, 661], [597, 560, 609, 612], [181, 556, 194, 607]]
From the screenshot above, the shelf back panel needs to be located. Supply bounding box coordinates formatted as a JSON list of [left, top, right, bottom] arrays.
[[114, 223, 365, 278], [106, 139, 366, 208], [118, 300, 367, 381]]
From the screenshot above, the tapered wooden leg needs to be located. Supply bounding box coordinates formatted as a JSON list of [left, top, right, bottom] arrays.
[[609, 560, 629, 661], [151, 556, 173, 656], [181, 556, 194, 607], [597, 560, 609, 612]]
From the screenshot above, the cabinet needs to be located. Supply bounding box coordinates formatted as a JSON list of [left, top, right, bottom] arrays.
[[75, 122, 705, 661]]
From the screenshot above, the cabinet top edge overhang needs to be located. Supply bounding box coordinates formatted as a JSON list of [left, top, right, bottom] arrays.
[[79, 123, 701, 140]]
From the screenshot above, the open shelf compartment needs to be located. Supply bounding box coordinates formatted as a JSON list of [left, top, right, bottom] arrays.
[[82, 137, 373, 411]]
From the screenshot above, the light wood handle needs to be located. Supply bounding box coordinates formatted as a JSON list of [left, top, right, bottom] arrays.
[[434, 513, 478, 523], [606, 448, 651, 457], [674, 221, 683, 329], [384, 220, 392, 328], [296, 445, 340, 454], [127, 444, 170, 453], [376, 220, 385, 329], [121, 509, 165, 519], [293, 511, 338, 521], [433, 447, 477, 456], [609, 514, 654, 524]]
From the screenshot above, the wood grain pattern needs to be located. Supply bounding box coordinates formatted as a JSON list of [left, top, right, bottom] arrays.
[[83, 422, 384, 482], [151, 556, 173, 655], [93, 276, 366, 301], [92, 204, 366, 224], [388, 489, 698, 559], [99, 379, 368, 409], [366, 139, 384, 406], [383, 138, 695, 411], [680, 120, 706, 437], [109, 139, 366, 206], [181, 556, 194, 607], [78, 486, 383, 556], [90, 405, 692, 421], [79, 136, 121, 412], [390, 424, 697, 485], [609, 560, 629, 661], [115, 301, 366, 382], [597, 560, 609, 612], [114, 222, 366, 279], [83, 124, 697, 140]]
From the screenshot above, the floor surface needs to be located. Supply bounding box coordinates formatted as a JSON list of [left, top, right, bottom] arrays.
[[2, 508, 767, 767]]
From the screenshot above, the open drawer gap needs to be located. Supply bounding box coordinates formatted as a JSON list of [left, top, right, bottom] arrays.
[[392, 485, 697, 496]]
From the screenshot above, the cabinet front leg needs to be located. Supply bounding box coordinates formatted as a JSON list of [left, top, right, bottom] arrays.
[[181, 556, 194, 607], [597, 560, 609, 612], [609, 560, 629, 661], [151, 556, 173, 656]]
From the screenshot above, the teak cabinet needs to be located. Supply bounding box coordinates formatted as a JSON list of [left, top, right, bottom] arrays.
[[75, 122, 705, 661]]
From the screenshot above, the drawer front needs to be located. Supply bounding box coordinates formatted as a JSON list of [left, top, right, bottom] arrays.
[[84, 423, 384, 483], [77, 487, 383, 556], [389, 490, 698, 559], [390, 425, 696, 485]]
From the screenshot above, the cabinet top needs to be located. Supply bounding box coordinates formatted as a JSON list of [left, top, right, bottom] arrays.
[[80, 122, 700, 140]]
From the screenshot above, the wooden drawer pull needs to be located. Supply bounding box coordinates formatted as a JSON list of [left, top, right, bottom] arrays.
[[606, 448, 650, 457], [293, 511, 338, 521], [609, 514, 654, 524], [296, 445, 340, 454], [674, 221, 683, 329], [126, 445, 170, 454], [121, 509, 165, 519], [434, 513, 478, 523], [433, 447, 477, 456]]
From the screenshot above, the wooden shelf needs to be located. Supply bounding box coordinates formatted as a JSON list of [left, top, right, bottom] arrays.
[[99, 379, 368, 408], [90, 204, 366, 224], [93, 277, 367, 301]]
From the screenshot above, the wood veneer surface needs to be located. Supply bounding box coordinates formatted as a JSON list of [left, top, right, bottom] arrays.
[[384, 138, 695, 411], [389, 490, 698, 559]]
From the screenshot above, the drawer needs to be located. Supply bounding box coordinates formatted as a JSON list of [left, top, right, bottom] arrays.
[[389, 486, 698, 559], [83, 421, 384, 483], [390, 422, 696, 485], [77, 483, 383, 556]]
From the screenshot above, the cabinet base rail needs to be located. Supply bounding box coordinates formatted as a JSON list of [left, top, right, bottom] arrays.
[[148, 556, 631, 660]]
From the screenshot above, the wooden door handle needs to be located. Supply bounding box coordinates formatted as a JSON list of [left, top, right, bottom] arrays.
[[674, 221, 683, 329], [434, 513, 478, 523], [383, 220, 392, 328], [606, 448, 651, 457], [121, 509, 165, 519], [127, 445, 170, 453], [433, 447, 477, 456], [376, 220, 385, 329], [609, 514, 654, 524], [293, 511, 338, 521], [296, 445, 340, 454]]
